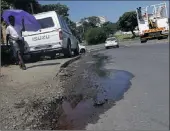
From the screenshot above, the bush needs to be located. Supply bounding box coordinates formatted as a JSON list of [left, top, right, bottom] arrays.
[[85, 27, 107, 45]]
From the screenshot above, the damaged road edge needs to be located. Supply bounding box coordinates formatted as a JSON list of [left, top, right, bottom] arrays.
[[56, 55, 81, 76]]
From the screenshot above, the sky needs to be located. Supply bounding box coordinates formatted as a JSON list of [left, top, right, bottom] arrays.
[[38, 0, 169, 22]]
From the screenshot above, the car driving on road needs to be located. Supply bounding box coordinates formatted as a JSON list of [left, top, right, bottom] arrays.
[[105, 37, 119, 49], [23, 11, 79, 60]]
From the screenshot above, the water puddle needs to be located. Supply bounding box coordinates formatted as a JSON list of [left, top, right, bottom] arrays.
[[95, 70, 134, 102], [54, 69, 134, 129]]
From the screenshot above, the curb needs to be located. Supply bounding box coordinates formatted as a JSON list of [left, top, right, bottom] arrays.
[[60, 55, 81, 68], [56, 55, 81, 76]]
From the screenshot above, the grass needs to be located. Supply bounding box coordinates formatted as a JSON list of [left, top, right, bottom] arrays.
[[114, 34, 140, 42]]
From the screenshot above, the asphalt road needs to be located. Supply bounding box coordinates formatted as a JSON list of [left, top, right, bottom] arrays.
[[86, 43, 169, 130], [86, 38, 169, 52]]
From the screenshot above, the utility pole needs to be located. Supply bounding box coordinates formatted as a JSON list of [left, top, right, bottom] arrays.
[[30, 3, 34, 14]]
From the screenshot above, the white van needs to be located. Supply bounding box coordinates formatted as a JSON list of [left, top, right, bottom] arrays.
[[23, 11, 79, 59]]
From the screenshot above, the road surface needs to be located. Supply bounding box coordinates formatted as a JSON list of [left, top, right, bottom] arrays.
[[86, 43, 169, 130], [86, 38, 168, 52], [1, 42, 169, 130]]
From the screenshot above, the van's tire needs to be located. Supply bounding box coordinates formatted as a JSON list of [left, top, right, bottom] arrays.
[[80, 49, 86, 53], [50, 52, 56, 59], [158, 36, 168, 40], [158, 37, 163, 40], [74, 43, 79, 56], [64, 41, 72, 58], [164, 36, 168, 39], [30, 54, 41, 62], [141, 40, 147, 43]]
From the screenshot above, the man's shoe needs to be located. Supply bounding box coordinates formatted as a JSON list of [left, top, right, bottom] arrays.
[[22, 65, 27, 70], [19, 64, 26, 70]]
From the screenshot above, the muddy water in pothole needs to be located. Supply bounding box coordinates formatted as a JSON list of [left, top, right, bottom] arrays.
[[56, 69, 134, 129]]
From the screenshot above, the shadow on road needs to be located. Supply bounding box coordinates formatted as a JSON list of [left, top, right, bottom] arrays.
[[26, 62, 60, 69]]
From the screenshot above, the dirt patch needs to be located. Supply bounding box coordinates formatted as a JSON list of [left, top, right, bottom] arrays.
[[0, 56, 79, 130], [0, 52, 96, 130]]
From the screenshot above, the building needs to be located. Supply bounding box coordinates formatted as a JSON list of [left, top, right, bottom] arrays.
[[76, 16, 107, 27], [76, 21, 82, 27], [96, 16, 107, 27], [98, 16, 107, 24]]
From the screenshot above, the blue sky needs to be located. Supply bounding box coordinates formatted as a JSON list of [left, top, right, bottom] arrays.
[[38, 1, 169, 22]]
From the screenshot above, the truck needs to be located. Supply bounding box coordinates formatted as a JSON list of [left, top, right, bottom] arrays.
[[23, 11, 79, 60], [136, 2, 169, 43]]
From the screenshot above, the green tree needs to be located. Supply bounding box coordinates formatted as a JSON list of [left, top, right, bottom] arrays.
[[80, 16, 100, 30], [102, 21, 118, 37], [76, 26, 84, 41], [77, 16, 101, 40], [87, 16, 100, 27], [80, 18, 91, 32], [2, 0, 42, 14], [41, 3, 69, 17], [85, 27, 107, 45], [117, 11, 137, 37], [1, 0, 11, 12]]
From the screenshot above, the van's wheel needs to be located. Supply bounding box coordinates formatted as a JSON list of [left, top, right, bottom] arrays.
[[64, 42, 72, 58], [80, 49, 86, 53], [158, 36, 168, 40], [158, 37, 162, 40], [74, 43, 79, 56], [30, 54, 41, 62], [164, 36, 168, 39], [141, 40, 147, 43], [116, 45, 119, 48], [50, 53, 56, 59]]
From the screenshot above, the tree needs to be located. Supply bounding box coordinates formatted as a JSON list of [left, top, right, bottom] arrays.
[[117, 11, 137, 37], [78, 16, 101, 39], [1, 0, 42, 14], [102, 21, 118, 37], [1, 0, 11, 12], [41, 3, 69, 17], [14, 0, 42, 14], [76, 26, 84, 41], [87, 16, 100, 27], [85, 27, 107, 45], [80, 16, 100, 29]]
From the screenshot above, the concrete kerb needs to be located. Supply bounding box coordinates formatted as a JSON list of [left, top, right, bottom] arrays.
[[56, 55, 81, 76], [60, 55, 81, 68]]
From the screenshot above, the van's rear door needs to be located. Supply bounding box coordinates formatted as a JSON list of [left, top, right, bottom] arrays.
[[23, 14, 61, 49]]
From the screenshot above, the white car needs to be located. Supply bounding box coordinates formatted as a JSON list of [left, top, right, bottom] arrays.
[[23, 11, 79, 59], [105, 37, 119, 49], [79, 44, 86, 53]]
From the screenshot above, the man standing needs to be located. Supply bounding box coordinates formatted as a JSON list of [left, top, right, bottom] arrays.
[[6, 15, 26, 70]]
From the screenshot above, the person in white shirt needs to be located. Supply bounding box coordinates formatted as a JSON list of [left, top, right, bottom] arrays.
[[6, 15, 26, 70]]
